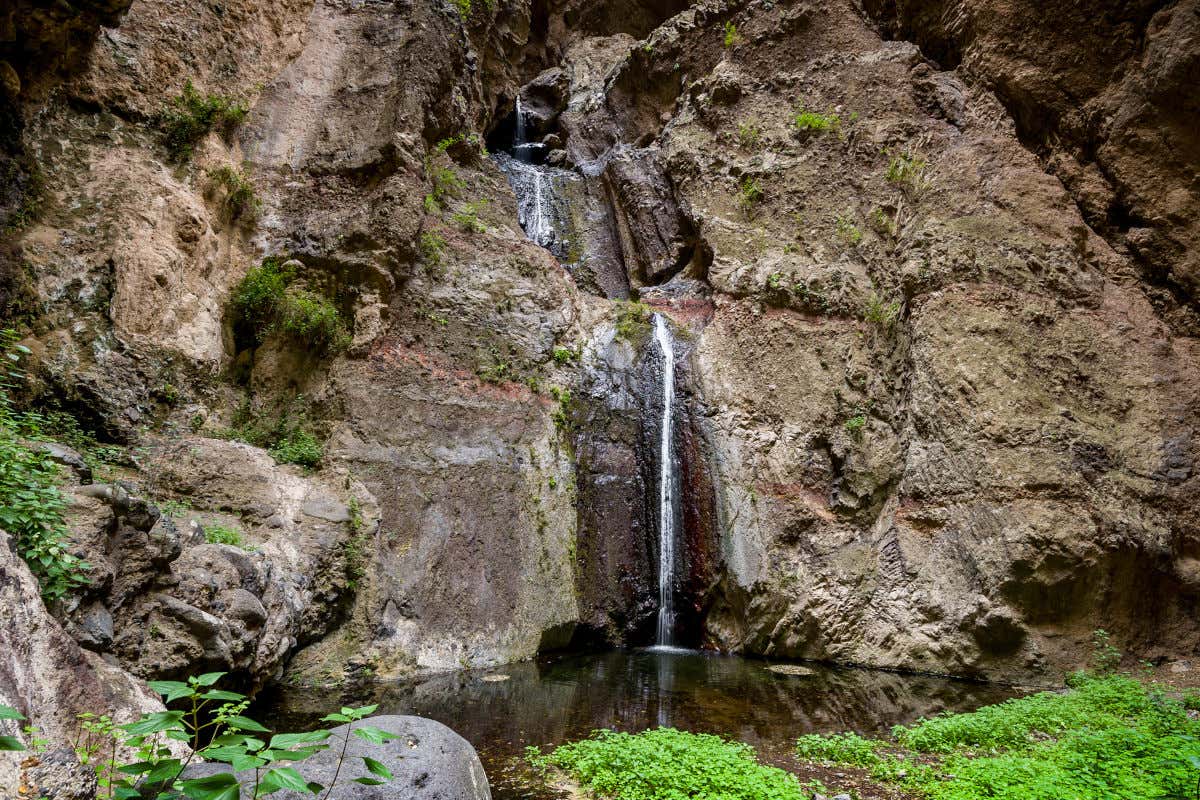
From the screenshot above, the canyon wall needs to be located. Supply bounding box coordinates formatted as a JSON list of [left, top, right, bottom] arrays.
[[0, 0, 1197, 718]]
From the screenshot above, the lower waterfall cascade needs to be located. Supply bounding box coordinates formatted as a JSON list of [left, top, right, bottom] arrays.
[[653, 313, 678, 648]]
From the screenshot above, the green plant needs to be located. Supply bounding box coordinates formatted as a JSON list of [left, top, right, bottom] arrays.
[[76, 673, 398, 799], [452, 199, 489, 232], [160, 80, 248, 161], [552, 345, 579, 365], [269, 429, 324, 469], [230, 258, 351, 355], [885, 151, 930, 196], [737, 176, 764, 215], [844, 413, 867, 438], [204, 524, 244, 548], [723, 21, 742, 48], [1092, 628, 1122, 675], [869, 206, 901, 239], [795, 732, 884, 767], [157, 499, 192, 520], [766, 272, 785, 290], [1, 703, 25, 751], [736, 119, 762, 150], [450, 0, 471, 19], [614, 300, 652, 342], [529, 728, 804, 800], [835, 212, 862, 246], [419, 231, 447, 273], [864, 293, 901, 327], [0, 330, 90, 601], [478, 349, 513, 384], [207, 165, 261, 222], [793, 107, 840, 135]]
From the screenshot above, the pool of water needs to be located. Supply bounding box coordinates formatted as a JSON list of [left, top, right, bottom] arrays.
[[261, 649, 1020, 799]]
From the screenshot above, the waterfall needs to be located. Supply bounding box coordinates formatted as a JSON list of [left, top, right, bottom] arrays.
[[653, 314, 677, 647], [514, 96, 527, 158]]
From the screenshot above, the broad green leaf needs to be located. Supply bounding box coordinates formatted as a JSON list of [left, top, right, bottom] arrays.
[[261, 767, 311, 794], [229, 754, 267, 772], [0, 735, 25, 751], [353, 778, 386, 786], [354, 726, 401, 745], [345, 704, 377, 720], [362, 756, 393, 780], [179, 772, 240, 800], [201, 690, 245, 702], [148, 680, 194, 703], [224, 715, 270, 733], [0, 704, 25, 721], [269, 731, 332, 749], [320, 713, 350, 724], [122, 711, 186, 736], [270, 745, 326, 762], [192, 672, 227, 687], [142, 759, 185, 786]]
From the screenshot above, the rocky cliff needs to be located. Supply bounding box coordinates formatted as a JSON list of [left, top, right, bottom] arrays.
[[1, 0, 1197, 722]]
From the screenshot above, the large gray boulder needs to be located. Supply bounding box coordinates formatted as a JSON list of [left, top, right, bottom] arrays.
[[184, 715, 490, 800]]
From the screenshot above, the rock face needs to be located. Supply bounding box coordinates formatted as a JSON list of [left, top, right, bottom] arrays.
[[0, 530, 169, 790], [185, 715, 492, 800], [1, 0, 1197, 694]]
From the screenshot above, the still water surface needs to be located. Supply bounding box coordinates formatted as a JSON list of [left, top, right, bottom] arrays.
[[262, 648, 1020, 799]]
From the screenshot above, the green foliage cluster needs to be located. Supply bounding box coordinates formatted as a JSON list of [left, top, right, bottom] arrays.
[[723, 21, 741, 48], [843, 413, 867, 439], [207, 166, 260, 222], [0, 330, 90, 601], [864, 293, 901, 327], [1, 673, 402, 799], [419, 231, 447, 274], [834, 212, 862, 246], [552, 345, 580, 365], [793, 107, 840, 135], [885, 151, 930, 196], [736, 119, 762, 150], [203, 524, 244, 548], [452, 199, 490, 233], [220, 397, 325, 470], [794, 669, 1200, 800], [737, 177, 764, 215], [161, 80, 248, 161], [529, 728, 804, 800], [614, 300, 652, 343], [230, 258, 351, 355]]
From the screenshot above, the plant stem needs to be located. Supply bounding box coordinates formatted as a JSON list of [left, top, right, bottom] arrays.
[[319, 722, 354, 800]]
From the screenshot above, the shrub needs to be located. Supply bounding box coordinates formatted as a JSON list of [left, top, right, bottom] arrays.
[[160, 80, 248, 161], [736, 120, 762, 150], [419, 231, 447, 272], [207, 165, 260, 222], [0, 330, 90, 601], [450, 0, 471, 19], [723, 21, 741, 48], [793, 107, 840, 135], [737, 176, 763, 215], [452, 199, 489, 233], [864, 293, 901, 327], [885, 152, 930, 196], [552, 345, 579, 365], [1, 675, 403, 799], [269, 429, 323, 469], [204, 524, 244, 548], [230, 258, 351, 354], [835, 212, 862, 246], [614, 300, 652, 342], [529, 728, 804, 800]]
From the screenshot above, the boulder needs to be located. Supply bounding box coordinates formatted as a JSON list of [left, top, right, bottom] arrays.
[[184, 716, 491, 800]]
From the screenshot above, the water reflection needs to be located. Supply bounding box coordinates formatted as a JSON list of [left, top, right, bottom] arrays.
[[263, 649, 1019, 799]]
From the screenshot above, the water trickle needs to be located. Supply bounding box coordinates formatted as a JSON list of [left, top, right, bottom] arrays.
[[653, 313, 678, 647]]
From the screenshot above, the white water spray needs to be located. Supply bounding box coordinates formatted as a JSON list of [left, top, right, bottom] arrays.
[[514, 96, 526, 156], [653, 314, 677, 647]]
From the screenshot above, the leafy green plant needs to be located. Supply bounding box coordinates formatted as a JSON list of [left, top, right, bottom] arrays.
[[1, 703, 25, 751], [419, 231, 447, 273], [723, 21, 742, 48], [203, 524, 244, 548], [65, 673, 399, 799], [1091, 628, 1122, 675], [0, 330, 90, 601], [614, 300, 652, 343], [452, 199, 489, 232], [478, 349, 513, 384], [885, 151, 930, 197], [736, 119, 762, 150], [230, 258, 351, 355], [207, 166, 260, 222], [450, 0, 471, 19], [161, 80, 248, 161], [552, 345, 579, 365], [793, 107, 840, 135], [834, 212, 862, 246], [864, 293, 901, 327], [219, 396, 326, 470], [270, 429, 324, 469], [737, 176, 763, 216], [795, 731, 884, 767], [844, 413, 867, 439], [529, 728, 804, 800]]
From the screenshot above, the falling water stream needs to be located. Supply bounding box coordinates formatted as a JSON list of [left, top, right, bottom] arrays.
[[653, 314, 678, 648]]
